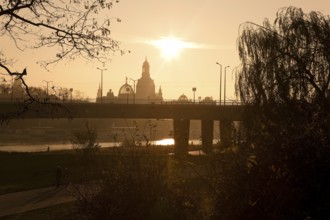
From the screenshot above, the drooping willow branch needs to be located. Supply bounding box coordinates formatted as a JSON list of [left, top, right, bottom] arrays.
[[236, 7, 330, 106]]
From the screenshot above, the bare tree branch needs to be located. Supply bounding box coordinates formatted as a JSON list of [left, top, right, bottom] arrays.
[[0, 1, 124, 122]]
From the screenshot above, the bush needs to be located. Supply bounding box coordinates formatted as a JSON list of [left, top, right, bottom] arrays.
[[70, 123, 100, 161], [209, 103, 330, 219], [70, 148, 208, 220]]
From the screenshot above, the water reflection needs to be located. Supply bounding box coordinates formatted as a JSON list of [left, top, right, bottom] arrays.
[[153, 138, 174, 146], [0, 138, 218, 152], [0, 138, 180, 152]]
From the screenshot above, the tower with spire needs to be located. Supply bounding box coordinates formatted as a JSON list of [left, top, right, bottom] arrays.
[[158, 86, 163, 98], [135, 58, 162, 103], [142, 57, 150, 78], [95, 57, 163, 103]]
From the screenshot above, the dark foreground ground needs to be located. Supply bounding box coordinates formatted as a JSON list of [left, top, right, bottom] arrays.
[[0, 145, 211, 219], [0, 186, 75, 219]]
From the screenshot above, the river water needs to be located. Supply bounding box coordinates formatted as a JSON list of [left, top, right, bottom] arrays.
[[0, 138, 209, 152]]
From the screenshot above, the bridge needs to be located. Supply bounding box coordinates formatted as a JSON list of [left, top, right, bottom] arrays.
[[0, 102, 245, 155]]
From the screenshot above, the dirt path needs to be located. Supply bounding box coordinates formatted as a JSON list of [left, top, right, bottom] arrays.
[[0, 186, 75, 218]]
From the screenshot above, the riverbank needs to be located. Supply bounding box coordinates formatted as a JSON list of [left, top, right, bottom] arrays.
[[0, 144, 206, 195], [0, 141, 223, 220], [0, 149, 76, 195]]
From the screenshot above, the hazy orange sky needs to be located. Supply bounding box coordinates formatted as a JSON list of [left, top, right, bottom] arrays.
[[2, 0, 330, 101]]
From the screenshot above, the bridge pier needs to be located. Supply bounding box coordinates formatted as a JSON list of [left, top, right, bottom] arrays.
[[173, 119, 190, 156], [201, 120, 213, 153], [219, 120, 232, 148]]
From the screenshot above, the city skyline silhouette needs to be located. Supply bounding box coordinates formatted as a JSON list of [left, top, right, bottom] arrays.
[[2, 1, 329, 101]]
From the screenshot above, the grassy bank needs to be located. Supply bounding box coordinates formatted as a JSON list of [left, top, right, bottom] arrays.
[[0, 150, 77, 195], [0, 145, 217, 219], [0, 145, 204, 195]]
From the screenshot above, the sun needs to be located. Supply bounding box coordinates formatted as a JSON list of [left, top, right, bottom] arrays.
[[151, 37, 193, 60]]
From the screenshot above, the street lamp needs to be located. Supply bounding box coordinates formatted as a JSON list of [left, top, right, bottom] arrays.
[[129, 78, 138, 104], [11, 75, 13, 102], [126, 87, 130, 104], [69, 88, 73, 102], [216, 62, 222, 105], [43, 80, 52, 98], [224, 66, 230, 106], [192, 87, 197, 103], [97, 67, 107, 103]]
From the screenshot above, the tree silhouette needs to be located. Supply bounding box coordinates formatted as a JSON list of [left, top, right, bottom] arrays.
[[0, 0, 123, 89], [0, 0, 122, 68], [0, 0, 123, 122], [224, 7, 330, 219], [237, 7, 330, 106]]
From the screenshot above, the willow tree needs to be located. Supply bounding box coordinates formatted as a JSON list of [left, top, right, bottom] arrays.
[[237, 7, 330, 106], [235, 7, 330, 139], [222, 7, 330, 219]]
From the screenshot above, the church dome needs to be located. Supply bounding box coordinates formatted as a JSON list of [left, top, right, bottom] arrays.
[[118, 83, 134, 95], [178, 94, 189, 102]]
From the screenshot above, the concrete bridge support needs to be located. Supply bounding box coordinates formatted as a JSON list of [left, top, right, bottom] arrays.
[[173, 119, 190, 156], [219, 120, 232, 148], [201, 120, 213, 153]]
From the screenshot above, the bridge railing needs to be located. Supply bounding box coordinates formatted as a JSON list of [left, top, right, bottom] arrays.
[[0, 97, 243, 105]]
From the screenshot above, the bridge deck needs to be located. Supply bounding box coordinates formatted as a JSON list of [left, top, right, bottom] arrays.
[[0, 102, 244, 120]]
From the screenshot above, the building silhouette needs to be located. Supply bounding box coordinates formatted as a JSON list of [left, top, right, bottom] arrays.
[[97, 58, 163, 103], [135, 58, 162, 103]]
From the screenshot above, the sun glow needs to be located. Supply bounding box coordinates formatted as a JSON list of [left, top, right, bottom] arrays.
[[154, 138, 175, 145], [151, 37, 196, 60]]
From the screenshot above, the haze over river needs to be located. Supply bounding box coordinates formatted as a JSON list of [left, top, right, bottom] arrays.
[[0, 138, 212, 152]]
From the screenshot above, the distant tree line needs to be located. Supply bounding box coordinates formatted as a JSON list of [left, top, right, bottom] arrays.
[[0, 79, 89, 103]]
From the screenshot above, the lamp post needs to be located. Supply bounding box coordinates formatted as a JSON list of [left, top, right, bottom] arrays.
[[129, 78, 138, 104], [224, 66, 230, 106], [10, 75, 13, 102], [43, 80, 52, 98], [192, 87, 196, 103], [126, 87, 130, 104], [216, 62, 222, 105], [97, 67, 107, 103], [69, 88, 73, 102]]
